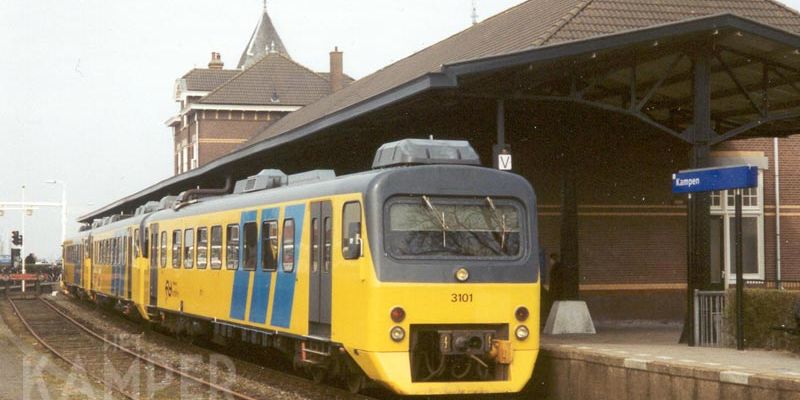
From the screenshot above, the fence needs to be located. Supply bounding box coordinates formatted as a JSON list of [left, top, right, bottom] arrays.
[[694, 290, 726, 347]]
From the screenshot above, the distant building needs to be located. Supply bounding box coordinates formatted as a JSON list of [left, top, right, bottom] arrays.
[[167, 4, 351, 175]]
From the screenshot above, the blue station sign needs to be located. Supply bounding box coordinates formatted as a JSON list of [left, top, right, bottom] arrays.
[[672, 165, 758, 194]]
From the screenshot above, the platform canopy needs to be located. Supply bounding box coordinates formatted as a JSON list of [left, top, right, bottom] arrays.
[[81, 0, 800, 222]]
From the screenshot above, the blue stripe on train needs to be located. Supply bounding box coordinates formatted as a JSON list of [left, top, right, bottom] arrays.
[[271, 204, 305, 328], [248, 207, 279, 324], [230, 210, 257, 320]]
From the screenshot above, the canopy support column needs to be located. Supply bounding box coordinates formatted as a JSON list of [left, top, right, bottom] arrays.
[[560, 112, 580, 300], [684, 51, 713, 346]]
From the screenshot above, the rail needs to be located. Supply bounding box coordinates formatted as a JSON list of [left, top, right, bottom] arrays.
[[9, 296, 258, 400]]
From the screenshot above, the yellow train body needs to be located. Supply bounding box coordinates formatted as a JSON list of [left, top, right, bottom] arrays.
[[64, 140, 541, 395]]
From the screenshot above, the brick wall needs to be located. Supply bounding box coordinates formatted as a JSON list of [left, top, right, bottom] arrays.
[[518, 125, 800, 321], [171, 110, 291, 174]]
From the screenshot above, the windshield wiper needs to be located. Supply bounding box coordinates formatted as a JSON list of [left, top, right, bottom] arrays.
[[422, 195, 449, 247], [485, 196, 509, 250]]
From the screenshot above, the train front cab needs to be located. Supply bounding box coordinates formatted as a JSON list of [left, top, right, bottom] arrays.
[[335, 165, 540, 395]]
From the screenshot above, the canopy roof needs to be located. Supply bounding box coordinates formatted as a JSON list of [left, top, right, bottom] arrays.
[[80, 0, 800, 223]]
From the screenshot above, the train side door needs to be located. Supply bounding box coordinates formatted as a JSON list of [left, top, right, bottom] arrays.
[[309, 201, 333, 337], [149, 224, 159, 307]]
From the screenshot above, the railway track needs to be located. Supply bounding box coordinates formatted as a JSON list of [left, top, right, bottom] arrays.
[[9, 296, 259, 400]]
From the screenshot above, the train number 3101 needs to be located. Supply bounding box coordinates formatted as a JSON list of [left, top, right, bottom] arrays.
[[451, 293, 473, 303]]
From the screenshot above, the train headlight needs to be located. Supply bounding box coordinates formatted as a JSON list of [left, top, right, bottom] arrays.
[[515, 325, 530, 340], [455, 267, 470, 282], [390, 306, 406, 323], [515, 306, 529, 322], [390, 326, 406, 342]]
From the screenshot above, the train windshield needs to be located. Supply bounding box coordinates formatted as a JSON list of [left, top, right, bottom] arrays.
[[385, 196, 523, 259]]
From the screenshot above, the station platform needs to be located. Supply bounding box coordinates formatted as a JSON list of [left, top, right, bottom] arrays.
[[534, 326, 800, 400]]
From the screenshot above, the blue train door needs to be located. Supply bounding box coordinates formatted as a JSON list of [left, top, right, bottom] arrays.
[[309, 201, 332, 337], [149, 224, 159, 307]]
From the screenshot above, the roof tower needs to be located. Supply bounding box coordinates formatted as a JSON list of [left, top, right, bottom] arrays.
[[238, 0, 290, 69]]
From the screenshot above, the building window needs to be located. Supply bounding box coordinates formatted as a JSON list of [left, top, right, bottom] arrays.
[[192, 140, 199, 170], [182, 146, 189, 173], [710, 171, 764, 283]]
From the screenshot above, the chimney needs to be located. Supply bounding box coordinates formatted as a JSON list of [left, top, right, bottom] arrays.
[[208, 52, 224, 70], [329, 47, 344, 93]]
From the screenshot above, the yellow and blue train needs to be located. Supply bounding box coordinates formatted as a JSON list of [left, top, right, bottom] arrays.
[[62, 139, 541, 395]]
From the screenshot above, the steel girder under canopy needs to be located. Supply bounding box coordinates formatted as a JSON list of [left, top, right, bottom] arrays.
[[450, 14, 800, 145]]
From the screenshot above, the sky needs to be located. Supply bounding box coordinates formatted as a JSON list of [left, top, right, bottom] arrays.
[[4, 0, 800, 261], [0, 0, 529, 260]]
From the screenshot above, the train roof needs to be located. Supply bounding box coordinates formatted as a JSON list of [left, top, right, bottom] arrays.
[[67, 139, 532, 238]]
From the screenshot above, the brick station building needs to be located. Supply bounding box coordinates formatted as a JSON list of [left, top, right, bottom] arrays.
[[87, 0, 800, 325], [167, 4, 351, 175]]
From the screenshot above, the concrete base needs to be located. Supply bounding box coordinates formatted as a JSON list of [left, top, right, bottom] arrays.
[[543, 301, 596, 335]]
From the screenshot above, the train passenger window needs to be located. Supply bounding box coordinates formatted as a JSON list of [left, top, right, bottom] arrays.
[[342, 202, 362, 259], [143, 228, 149, 258], [261, 221, 278, 271], [134, 229, 140, 258], [242, 222, 257, 271], [226, 224, 239, 270], [311, 218, 319, 273], [197, 227, 208, 269], [160, 231, 167, 268], [324, 217, 332, 273], [118, 237, 123, 264], [210, 225, 222, 269], [282, 219, 295, 272], [184, 229, 194, 269], [172, 230, 182, 268]]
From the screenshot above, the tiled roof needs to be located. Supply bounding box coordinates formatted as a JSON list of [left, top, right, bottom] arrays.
[[181, 69, 239, 92], [318, 72, 355, 85], [245, 0, 800, 146], [200, 53, 333, 106], [238, 8, 290, 69], [544, 0, 800, 45]]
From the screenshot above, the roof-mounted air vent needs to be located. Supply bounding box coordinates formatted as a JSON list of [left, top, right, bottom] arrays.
[[135, 202, 159, 216], [372, 139, 481, 169], [158, 196, 178, 211], [288, 170, 336, 186], [234, 169, 288, 194]]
